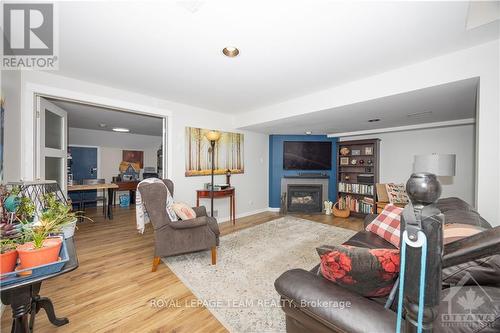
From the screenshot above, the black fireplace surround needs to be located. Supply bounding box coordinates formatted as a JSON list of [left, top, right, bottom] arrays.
[[287, 184, 323, 213]]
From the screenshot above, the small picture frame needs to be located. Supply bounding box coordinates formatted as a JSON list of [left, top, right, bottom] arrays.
[[364, 146, 373, 155], [340, 157, 349, 165], [351, 149, 361, 156]]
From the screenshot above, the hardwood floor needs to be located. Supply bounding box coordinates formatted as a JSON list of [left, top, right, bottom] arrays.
[[1, 207, 362, 333]]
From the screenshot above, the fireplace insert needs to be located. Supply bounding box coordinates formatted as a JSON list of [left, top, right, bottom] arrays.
[[287, 185, 323, 213]]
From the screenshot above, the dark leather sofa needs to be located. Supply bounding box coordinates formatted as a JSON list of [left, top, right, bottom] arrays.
[[275, 198, 500, 333]]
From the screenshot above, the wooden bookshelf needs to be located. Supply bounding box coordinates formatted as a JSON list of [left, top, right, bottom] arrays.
[[336, 139, 380, 217]]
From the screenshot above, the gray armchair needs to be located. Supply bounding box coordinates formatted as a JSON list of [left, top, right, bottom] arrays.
[[138, 179, 220, 272]]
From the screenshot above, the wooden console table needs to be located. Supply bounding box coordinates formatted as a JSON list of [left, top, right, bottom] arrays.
[[196, 187, 235, 225]]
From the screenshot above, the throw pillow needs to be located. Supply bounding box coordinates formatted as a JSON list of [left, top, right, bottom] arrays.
[[317, 245, 400, 297], [365, 204, 403, 248], [172, 202, 197, 220]]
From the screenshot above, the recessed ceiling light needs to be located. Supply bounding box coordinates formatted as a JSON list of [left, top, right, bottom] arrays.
[[305, 131, 312, 135], [112, 128, 130, 133], [99, 123, 107, 128], [223, 47, 239, 57], [368, 118, 380, 123]]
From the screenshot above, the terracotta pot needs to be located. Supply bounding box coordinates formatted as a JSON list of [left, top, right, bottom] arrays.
[[0, 250, 18, 274], [17, 237, 63, 269]]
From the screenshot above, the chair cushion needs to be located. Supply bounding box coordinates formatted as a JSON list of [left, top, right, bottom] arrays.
[[365, 204, 403, 248], [437, 197, 476, 213], [172, 202, 197, 220], [317, 245, 400, 297]]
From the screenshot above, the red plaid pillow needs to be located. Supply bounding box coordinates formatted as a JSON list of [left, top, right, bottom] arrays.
[[366, 204, 403, 248]]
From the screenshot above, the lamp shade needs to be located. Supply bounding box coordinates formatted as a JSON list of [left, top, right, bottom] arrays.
[[205, 130, 221, 142], [413, 154, 456, 176]]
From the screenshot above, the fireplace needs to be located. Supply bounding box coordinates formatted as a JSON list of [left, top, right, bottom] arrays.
[[287, 185, 323, 213]]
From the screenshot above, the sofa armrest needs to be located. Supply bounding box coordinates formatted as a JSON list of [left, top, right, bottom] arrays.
[[275, 269, 398, 333], [192, 206, 208, 217], [169, 216, 208, 229]]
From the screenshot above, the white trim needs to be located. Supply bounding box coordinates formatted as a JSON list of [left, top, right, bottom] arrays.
[[267, 207, 280, 212], [327, 118, 476, 138], [217, 208, 271, 223], [22, 82, 172, 181]]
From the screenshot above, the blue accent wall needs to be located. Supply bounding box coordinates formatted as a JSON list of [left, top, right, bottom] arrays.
[[269, 135, 338, 208]]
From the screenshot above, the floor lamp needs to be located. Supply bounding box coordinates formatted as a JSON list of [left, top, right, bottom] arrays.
[[205, 130, 221, 217]]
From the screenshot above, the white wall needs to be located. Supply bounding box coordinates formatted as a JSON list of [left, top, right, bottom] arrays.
[[236, 40, 500, 225], [1, 71, 22, 182], [15, 71, 269, 223], [341, 124, 476, 206]]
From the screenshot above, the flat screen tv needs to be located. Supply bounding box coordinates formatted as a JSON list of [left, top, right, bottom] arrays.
[[283, 141, 332, 170]]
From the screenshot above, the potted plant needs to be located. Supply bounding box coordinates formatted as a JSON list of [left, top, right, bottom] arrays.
[[41, 193, 85, 239], [0, 239, 18, 274], [16, 216, 64, 269]]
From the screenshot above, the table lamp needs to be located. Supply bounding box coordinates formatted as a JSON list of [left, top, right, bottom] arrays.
[[409, 153, 456, 202], [205, 130, 221, 217]]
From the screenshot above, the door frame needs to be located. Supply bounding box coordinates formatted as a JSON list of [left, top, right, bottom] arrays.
[[26, 83, 171, 182], [68, 145, 102, 180]]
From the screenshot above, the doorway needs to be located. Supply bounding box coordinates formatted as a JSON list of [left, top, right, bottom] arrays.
[[34, 95, 167, 200]]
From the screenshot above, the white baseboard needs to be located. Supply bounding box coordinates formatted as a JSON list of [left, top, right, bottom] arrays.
[[267, 207, 280, 212]]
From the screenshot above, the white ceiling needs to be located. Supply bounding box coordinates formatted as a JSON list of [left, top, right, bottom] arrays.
[[56, 1, 499, 114], [240, 78, 478, 135], [49, 99, 163, 136]]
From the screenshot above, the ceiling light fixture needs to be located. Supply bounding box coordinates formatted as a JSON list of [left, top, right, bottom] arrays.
[[305, 131, 312, 135], [223, 47, 239, 57], [368, 118, 381, 123], [99, 123, 107, 128], [112, 127, 130, 133]]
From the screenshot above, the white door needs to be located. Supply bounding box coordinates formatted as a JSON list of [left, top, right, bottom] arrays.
[[36, 97, 68, 192]]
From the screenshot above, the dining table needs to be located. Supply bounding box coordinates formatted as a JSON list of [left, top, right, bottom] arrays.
[[67, 183, 119, 219]]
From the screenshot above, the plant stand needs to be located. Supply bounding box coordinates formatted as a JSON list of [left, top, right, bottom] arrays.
[[0, 238, 78, 333]]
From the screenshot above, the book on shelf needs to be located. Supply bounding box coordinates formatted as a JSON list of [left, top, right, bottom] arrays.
[[338, 195, 374, 214], [338, 182, 374, 195]]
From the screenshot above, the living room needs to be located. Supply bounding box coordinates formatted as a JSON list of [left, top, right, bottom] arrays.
[[1, 1, 499, 333]]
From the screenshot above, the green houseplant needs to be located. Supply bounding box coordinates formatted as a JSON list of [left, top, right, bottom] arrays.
[[16, 214, 64, 269]]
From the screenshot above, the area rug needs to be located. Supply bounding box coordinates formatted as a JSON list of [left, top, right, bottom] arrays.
[[163, 216, 356, 333]]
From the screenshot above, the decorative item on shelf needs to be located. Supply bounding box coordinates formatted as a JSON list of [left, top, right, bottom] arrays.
[[367, 159, 373, 165], [205, 130, 222, 217], [333, 200, 350, 218], [350, 159, 357, 165], [344, 175, 350, 181], [340, 147, 350, 156], [364, 146, 373, 155], [226, 169, 232, 186], [323, 200, 333, 215], [351, 149, 361, 156], [340, 157, 349, 165], [359, 159, 365, 165]]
